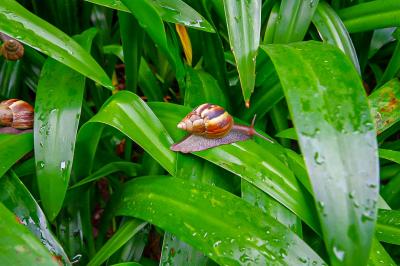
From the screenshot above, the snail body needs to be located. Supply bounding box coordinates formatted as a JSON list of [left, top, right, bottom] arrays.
[[172, 103, 273, 153], [0, 99, 34, 129], [1, 39, 24, 61]]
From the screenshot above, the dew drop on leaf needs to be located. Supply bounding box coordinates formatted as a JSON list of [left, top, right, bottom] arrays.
[[333, 246, 345, 261]]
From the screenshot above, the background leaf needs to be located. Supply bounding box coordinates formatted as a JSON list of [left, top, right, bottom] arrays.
[[0, 0, 113, 89], [0, 203, 58, 266], [263, 41, 379, 266], [223, 0, 261, 106], [117, 176, 326, 265]]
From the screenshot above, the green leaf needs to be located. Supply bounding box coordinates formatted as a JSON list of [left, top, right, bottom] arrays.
[[241, 180, 302, 234], [0, 133, 32, 178], [339, 0, 400, 33], [184, 68, 229, 109], [117, 176, 326, 265], [0, 60, 22, 98], [0, 203, 58, 266], [119, 0, 168, 59], [369, 78, 400, 134], [379, 41, 400, 86], [368, 238, 396, 266], [149, 102, 320, 232], [273, 0, 319, 43], [312, 2, 360, 74], [0, 0, 113, 89], [86, 0, 215, 32], [88, 219, 147, 266], [379, 149, 400, 165], [34, 28, 97, 221], [262, 41, 379, 266], [0, 173, 69, 264], [119, 12, 143, 92], [152, 0, 214, 33], [77, 91, 176, 176], [376, 209, 400, 245], [160, 233, 208, 266], [70, 161, 141, 189], [223, 0, 261, 106]]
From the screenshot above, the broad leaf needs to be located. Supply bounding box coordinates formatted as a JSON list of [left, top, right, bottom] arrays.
[[0, 133, 32, 178], [0, 173, 69, 264], [34, 28, 97, 221], [85, 0, 215, 32], [223, 0, 261, 106], [117, 176, 326, 265], [0, 203, 58, 265], [262, 41, 379, 266], [0, 0, 112, 89]]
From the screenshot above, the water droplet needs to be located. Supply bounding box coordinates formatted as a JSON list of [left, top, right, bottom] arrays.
[[37, 161, 45, 169], [314, 152, 324, 165], [213, 240, 222, 248], [60, 161, 66, 170], [361, 211, 374, 222], [71, 254, 82, 264], [333, 246, 345, 261], [298, 256, 308, 263]]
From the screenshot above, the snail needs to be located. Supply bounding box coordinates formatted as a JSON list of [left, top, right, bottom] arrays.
[[1, 40, 24, 61], [0, 33, 24, 61], [0, 99, 34, 130], [170, 103, 273, 153]]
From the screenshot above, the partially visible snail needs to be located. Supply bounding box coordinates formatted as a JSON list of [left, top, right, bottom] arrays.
[[171, 103, 273, 153], [1, 39, 24, 61], [0, 99, 34, 129], [0, 33, 24, 61]]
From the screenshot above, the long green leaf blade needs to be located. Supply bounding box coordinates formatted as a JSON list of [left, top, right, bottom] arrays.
[[223, 0, 261, 106], [120, 0, 168, 57], [34, 28, 97, 221], [339, 0, 400, 33], [0, 203, 58, 266], [0, 133, 32, 178], [312, 2, 360, 74], [262, 41, 379, 266], [273, 0, 319, 43], [88, 219, 147, 266], [376, 209, 400, 245], [117, 176, 326, 265], [0, 173, 69, 264], [85, 0, 215, 32], [78, 91, 176, 175], [0, 0, 112, 89]]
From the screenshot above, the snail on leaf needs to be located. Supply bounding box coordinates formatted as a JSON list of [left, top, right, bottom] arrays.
[[170, 103, 273, 153], [0, 99, 33, 134]]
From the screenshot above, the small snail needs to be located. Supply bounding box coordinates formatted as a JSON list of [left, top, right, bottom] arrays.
[[1, 39, 24, 61], [0, 99, 34, 130], [171, 103, 273, 153]]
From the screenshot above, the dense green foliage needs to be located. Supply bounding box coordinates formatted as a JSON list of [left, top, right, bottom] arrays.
[[0, 0, 400, 265]]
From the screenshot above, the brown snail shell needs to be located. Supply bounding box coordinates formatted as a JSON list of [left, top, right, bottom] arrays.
[[172, 103, 273, 153], [177, 103, 233, 138], [0, 99, 33, 129], [1, 40, 24, 61]]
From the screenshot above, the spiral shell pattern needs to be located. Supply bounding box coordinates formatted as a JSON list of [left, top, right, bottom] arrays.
[[1, 40, 24, 61], [177, 103, 233, 138], [0, 99, 33, 129]]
